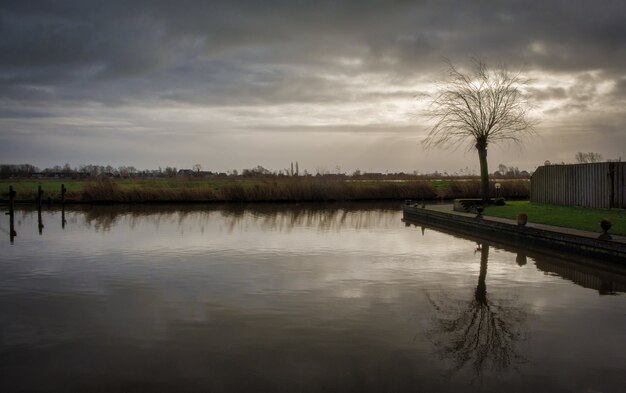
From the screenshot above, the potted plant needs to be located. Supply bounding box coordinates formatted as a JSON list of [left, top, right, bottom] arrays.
[[600, 218, 612, 234], [517, 212, 528, 226]]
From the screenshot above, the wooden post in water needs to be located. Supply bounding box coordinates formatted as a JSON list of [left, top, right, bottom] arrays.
[[61, 184, 66, 205], [61, 183, 67, 229], [9, 210, 16, 243], [8, 185, 17, 243], [38, 207, 44, 235], [8, 185, 15, 215], [37, 185, 43, 210], [37, 185, 44, 235]]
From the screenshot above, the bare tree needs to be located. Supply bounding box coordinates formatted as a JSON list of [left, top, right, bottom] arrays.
[[587, 153, 603, 163], [575, 152, 603, 163], [423, 59, 535, 203]]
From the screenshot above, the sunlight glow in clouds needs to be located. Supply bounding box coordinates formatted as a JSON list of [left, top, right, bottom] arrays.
[[1, 1, 625, 172]]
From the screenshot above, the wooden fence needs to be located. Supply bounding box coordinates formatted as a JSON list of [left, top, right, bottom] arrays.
[[530, 162, 626, 208]]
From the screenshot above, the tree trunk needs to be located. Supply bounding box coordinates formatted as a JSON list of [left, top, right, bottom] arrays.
[[477, 146, 490, 204]]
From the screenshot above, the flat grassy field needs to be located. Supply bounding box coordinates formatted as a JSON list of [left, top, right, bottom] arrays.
[[484, 201, 626, 236]]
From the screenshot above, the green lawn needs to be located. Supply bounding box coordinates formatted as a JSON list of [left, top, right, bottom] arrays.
[[431, 179, 451, 189], [0, 179, 84, 198], [484, 201, 626, 236]]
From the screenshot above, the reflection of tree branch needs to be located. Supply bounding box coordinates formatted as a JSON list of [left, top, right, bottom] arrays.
[[426, 242, 526, 378]]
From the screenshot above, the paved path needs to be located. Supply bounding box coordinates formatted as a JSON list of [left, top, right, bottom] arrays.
[[423, 204, 626, 245]]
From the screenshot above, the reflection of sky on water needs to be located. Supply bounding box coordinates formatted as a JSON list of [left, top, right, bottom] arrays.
[[1, 204, 626, 392]]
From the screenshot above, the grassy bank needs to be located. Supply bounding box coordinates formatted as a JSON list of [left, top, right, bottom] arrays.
[[484, 201, 626, 236], [0, 177, 529, 203]]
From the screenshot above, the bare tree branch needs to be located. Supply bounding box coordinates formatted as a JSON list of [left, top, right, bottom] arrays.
[[422, 59, 536, 202]]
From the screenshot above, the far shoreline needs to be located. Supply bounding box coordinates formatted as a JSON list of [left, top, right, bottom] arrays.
[[0, 177, 530, 204]]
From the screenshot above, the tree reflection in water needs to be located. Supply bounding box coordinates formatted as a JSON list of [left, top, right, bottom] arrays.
[[72, 203, 400, 233], [426, 242, 526, 378]]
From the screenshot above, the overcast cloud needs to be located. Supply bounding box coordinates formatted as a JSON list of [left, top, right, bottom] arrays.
[[1, 0, 625, 173]]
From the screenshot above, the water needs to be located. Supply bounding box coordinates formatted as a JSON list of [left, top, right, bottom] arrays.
[[1, 203, 626, 392]]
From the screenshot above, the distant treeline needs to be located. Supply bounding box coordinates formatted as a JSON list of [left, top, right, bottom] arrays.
[[1, 163, 168, 179], [0, 163, 531, 180]]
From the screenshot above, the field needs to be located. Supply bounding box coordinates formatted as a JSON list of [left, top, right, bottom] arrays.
[[0, 177, 529, 203], [484, 200, 626, 236]]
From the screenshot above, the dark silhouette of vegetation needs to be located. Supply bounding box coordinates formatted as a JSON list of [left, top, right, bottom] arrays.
[[575, 152, 603, 163], [78, 176, 440, 202], [0, 164, 39, 178], [2, 161, 533, 181], [423, 59, 536, 204], [1, 177, 529, 203]]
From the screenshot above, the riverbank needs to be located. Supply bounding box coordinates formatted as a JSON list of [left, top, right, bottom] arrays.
[[0, 177, 529, 203], [403, 203, 626, 263], [483, 200, 626, 236]]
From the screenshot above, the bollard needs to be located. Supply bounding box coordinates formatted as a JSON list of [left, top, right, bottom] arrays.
[[475, 205, 484, 219]]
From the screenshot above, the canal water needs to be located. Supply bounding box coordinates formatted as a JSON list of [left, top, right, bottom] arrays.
[[1, 203, 625, 392]]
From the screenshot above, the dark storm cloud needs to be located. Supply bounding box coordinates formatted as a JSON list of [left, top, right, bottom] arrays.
[[2, 0, 626, 106], [1, 0, 625, 170]]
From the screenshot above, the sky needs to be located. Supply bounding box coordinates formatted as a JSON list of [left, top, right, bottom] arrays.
[[1, 0, 625, 174]]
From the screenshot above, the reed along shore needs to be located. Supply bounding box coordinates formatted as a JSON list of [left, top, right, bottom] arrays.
[[0, 177, 529, 204]]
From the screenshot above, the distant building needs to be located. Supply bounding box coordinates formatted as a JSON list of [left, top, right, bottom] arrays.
[[35, 172, 89, 179], [177, 169, 216, 177]]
